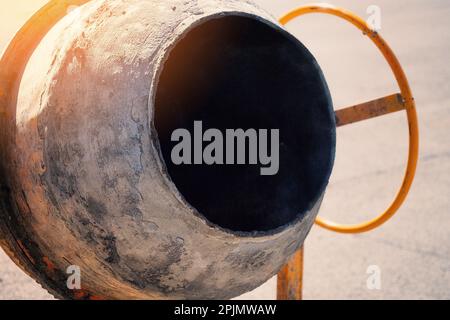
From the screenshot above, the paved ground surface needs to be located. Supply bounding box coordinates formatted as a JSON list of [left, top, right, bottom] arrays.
[[1, 0, 449, 300]]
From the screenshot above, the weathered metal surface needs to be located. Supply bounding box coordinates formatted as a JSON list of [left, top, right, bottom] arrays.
[[335, 93, 405, 127], [277, 246, 303, 300], [0, 0, 336, 300]]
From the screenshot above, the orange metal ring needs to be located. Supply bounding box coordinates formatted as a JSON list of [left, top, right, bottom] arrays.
[[279, 4, 419, 234]]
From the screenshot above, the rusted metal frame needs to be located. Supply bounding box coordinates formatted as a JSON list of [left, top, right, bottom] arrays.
[[335, 93, 406, 127], [281, 4, 419, 235], [277, 247, 304, 300], [277, 93, 406, 300]]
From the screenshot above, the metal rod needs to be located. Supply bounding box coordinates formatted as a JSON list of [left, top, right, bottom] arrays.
[[277, 246, 304, 300], [335, 93, 405, 127]]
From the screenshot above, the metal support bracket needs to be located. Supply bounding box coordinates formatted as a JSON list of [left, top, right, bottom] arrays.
[[277, 3, 419, 300]]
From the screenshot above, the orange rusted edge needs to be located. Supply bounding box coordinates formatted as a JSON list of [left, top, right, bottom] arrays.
[[277, 247, 304, 300], [0, 0, 90, 116], [0, 0, 93, 300]]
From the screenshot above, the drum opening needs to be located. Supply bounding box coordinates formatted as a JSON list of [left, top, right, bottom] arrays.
[[154, 14, 335, 233]]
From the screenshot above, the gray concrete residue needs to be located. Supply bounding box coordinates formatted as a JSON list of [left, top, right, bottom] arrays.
[[1, 0, 334, 299]]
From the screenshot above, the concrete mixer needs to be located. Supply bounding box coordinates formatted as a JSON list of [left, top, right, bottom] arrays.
[[0, 0, 418, 300]]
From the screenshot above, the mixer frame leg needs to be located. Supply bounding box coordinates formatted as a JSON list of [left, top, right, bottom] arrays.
[[277, 246, 304, 300], [276, 92, 408, 300]]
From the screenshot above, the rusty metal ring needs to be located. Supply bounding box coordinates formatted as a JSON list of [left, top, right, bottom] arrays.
[[279, 4, 419, 234]]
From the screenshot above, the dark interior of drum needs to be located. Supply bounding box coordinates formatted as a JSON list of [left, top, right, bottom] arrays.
[[154, 15, 335, 233]]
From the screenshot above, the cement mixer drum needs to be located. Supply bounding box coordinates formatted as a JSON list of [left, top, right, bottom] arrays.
[[0, 0, 336, 299]]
